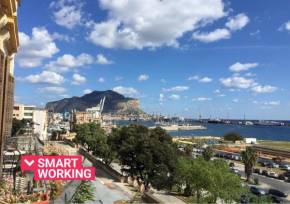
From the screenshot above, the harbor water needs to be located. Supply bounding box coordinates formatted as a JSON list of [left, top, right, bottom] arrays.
[[113, 120, 290, 141]]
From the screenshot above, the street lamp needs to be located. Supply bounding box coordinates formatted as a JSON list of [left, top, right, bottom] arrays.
[[24, 170, 34, 195]]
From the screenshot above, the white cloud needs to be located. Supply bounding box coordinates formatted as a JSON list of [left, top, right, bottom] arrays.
[[138, 75, 149, 81], [217, 94, 226, 97], [244, 72, 257, 77], [71, 74, 86, 85], [279, 21, 290, 31], [168, 94, 180, 100], [187, 76, 199, 81], [44, 53, 94, 73], [233, 99, 239, 103], [192, 98, 212, 101], [87, 0, 227, 49], [257, 106, 271, 110], [229, 62, 259, 72], [161, 79, 166, 83], [220, 76, 256, 89], [252, 101, 258, 104], [192, 28, 231, 43], [59, 94, 70, 98], [16, 27, 59, 67], [49, 0, 84, 29], [98, 77, 106, 83], [36, 87, 67, 94], [225, 13, 250, 31], [250, 85, 278, 94], [52, 32, 75, 42], [198, 77, 212, 83], [96, 54, 115, 65], [250, 30, 260, 36], [17, 71, 66, 85], [158, 93, 166, 102], [264, 101, 280, 106], [115, 76, 123, 81], [83, 89, 92, 94], [112, 86, 138, 95], [162, 86, 189, 92], [214, 89, 220, 93]]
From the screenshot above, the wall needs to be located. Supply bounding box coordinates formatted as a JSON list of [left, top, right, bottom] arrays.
[[33, 110, 48, 140]]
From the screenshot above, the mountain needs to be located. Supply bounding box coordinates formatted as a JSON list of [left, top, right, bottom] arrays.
[[45, 90, 142, 114]]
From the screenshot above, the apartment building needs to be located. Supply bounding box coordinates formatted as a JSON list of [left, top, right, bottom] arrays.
[[13, 104, 36, 120], [32, 109, 48, 140], [0, 0, 21, 177]]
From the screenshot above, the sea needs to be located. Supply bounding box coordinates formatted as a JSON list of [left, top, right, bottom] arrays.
[[109, 120, 290, 142]]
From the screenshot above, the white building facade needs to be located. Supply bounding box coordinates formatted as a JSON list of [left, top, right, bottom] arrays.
[[32, 109, 48, 140]]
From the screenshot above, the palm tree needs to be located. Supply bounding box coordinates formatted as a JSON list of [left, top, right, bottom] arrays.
[[241, 147, 258, 182], [184, 144, 193, 157], [202, 146, 213, 161]]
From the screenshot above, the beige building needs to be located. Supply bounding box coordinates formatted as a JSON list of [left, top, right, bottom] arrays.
[[13, 103, 36, 120], [0, 0, 21, 177], [32, 109, 48, 140], [70, 110, 102, 131]]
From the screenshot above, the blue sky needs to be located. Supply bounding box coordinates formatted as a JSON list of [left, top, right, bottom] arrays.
[[14, 0, 290, 120]]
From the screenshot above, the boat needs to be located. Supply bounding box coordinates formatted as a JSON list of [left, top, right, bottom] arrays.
[[208, 118, 222, 124], [254, 120, 284, 126], [245, 121, 254, 125]]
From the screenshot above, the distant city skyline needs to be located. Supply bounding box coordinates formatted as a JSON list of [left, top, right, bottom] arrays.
[[14, 0, 290, 120]]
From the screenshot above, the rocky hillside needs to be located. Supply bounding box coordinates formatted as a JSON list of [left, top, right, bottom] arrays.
[[45, 90, 142, 114]]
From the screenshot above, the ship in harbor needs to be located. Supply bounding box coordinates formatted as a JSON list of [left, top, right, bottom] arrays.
[[254, 120, 284, 126]]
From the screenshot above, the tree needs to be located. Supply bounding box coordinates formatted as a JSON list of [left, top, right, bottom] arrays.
[[108, 124, 179, 190], [176, 157, 245, 203], [11, 118, 26, 136], [224, 132, 244, 143], [241, 147, 258, 182], [74, 123, 106, 153], [202, 146, 213, 162], [65, 181, 95, 204], [184, 144, 193, 157]]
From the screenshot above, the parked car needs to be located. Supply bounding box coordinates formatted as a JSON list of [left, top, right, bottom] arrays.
[[281, 165, 290, 170], [253, 168, 261, 174], [283, 171, 290, 177], [261, 170, 269, 176], [250, 186, 265, 195], [269, 172, 277, 178], [270, 195, 285, 204], [268, 163, 279, 168], [269, 189, 288, 198], [261, 162, 268, 167], [277, 174, 285, 180]]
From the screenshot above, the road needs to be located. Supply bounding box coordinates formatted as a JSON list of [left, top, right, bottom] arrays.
[[234, 163, 290, 201]]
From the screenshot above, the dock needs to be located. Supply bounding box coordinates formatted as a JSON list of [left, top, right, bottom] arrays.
[[150, 125, 207, 131]]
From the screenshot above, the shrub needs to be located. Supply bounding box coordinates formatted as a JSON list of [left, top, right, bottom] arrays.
[[254, 177, 259, 185]]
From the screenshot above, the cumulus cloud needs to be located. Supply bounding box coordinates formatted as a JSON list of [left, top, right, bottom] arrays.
[[250, 85, 278, 94], [264, 101, 280, 106], [96, 54, 115, 65], [36, 87, 67, 94], [192, 98, 212, 101], [87, 0, 227, 49], [279, 21, 290, 31], [162, 86, 189, 92], [220, 76, 256, 89], [44, 53, 94, 73], [158, 93, 166, 101], [115, 76, 123, 81], [52, 32, 75, 42], [244, 72, 257, 77], [98, 77, 105, 83], [168, 94, 180, 100], [71, 74, 86, 85], [83, 89, 92, 94], [229, 62, 259, 72], [17, 71, 66, 85], [198, 77, 212, 83], [252, 101, 258, 104], [214, 89, 220, 93], [192, 28, 231, 43], [16, 27, 59, 67], [225, 13, 250, 31], [187, 76, 200, 81], [49, 0, 84, 29], [217, 94, 226, 97], [138, 75, 149, 81], [233, 99, 239, 103], [112, 86, 138, 95]]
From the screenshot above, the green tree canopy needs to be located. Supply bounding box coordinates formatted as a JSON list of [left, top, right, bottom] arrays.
[[176, 157, 245, 203], [241, 147, 258, 182], [202, 146, 213, 162], [12, 118, 26, 136], [108, 124, 179, 190], [224, 132, 244, 142], [184, 144, 193, 157]]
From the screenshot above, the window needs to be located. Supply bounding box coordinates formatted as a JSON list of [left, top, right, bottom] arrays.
[[24, 107, 35, 110], [13, 106, 19, 110], [24, 113, 33, 116]]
